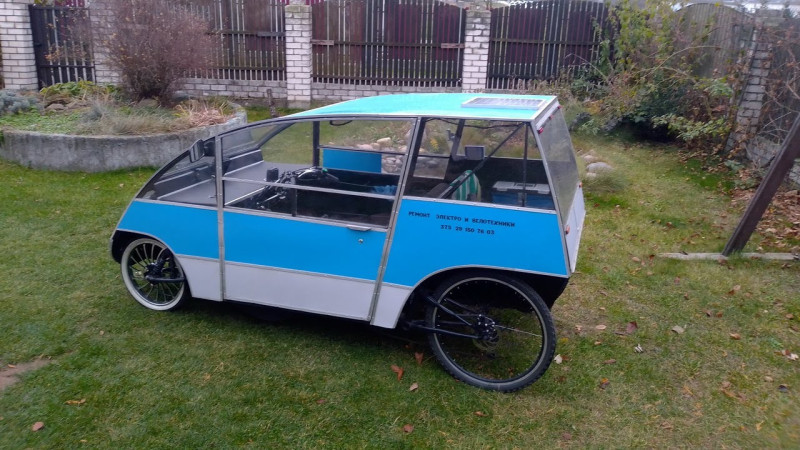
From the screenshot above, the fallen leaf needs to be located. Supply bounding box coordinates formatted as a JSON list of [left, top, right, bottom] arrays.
[[402, 424, 414, 433], [594, 340, 602, 346], [599, 378, 610, 389], [672, 325, 685, 334], [632, 256, 641, 263], [554, 354, 563, 364], [474, 411, 488, 417], [786, 314, 795, 320], [704, 310, 713, 317], [603, 359, 617, 364], [31, 422, 44, 432], [409, 382, 419, 392], [764, 376, 774, 382], [716, 311, 724, 318], [721, 381, 732, 389], [756, 421, 763, 431], [575, 325, 583, 332], [730, 333, 741, 340], [626, 321, 638, 334], [391, 365, 404, 381], [634, 344, 644, 353], [788, 353, 799, 361], [728, 285, 741, 295], [561, 432, 572, 441], [721, 388, 737, 399], [7, 364, 15, 369], [778, 384, 789, 393], [595, 324, 607, 330], [414, 352, 424, 366], [65, 399, 86, 405]]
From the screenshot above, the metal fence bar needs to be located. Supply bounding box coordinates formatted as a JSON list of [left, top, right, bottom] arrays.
[[487, 0, 608, 90], [187, 0, 287, 81], [310, 0, 464, 87]]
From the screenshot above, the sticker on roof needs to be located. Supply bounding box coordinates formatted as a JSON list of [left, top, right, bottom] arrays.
[[461, 97, 545, 110]]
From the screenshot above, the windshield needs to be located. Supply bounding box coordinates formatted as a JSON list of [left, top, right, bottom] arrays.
[[537, 108, 579, 222]]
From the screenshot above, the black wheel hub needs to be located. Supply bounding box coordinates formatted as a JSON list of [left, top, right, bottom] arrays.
[[475, 315, 499, 346]]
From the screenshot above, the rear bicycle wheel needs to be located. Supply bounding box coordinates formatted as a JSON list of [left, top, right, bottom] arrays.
[[425, 273, 556, 392]]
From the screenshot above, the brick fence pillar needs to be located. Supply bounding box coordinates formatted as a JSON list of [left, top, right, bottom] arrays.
[[462, 4, 491, 93], [0, 0, 38, 91], [285, 0, 312, 109], [88, 0, 121, 85]]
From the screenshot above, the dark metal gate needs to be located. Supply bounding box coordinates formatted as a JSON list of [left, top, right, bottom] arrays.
[[28, 4, 94, 89]]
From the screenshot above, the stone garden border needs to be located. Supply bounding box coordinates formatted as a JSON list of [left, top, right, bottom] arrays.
[[0, 108, 247, 172]]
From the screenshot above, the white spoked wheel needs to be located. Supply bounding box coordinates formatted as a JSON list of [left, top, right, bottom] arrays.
[[121, 238, 189, 311]]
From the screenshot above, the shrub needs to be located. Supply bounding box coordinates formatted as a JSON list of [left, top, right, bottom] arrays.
[[577, 0, 740, 155], [103, 0, 214, 104], [0, 90, 40, 115]]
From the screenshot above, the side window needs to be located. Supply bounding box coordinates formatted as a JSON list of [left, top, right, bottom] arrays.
[[138, 141, 216, 206], [223, 119, 413, 227], [403, 119, 554, 210]]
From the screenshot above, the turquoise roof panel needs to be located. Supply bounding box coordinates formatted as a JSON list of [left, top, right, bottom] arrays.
[[289, 93, 557, 121]]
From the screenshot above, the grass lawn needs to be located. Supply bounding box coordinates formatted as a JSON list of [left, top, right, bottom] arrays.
[[0, 129, 798, 447]]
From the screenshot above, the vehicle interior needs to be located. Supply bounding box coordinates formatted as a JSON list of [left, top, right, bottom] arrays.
[[137, 116, 559, 219]]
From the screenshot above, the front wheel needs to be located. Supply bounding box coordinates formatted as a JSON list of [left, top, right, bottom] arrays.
[[425, 273, 556, 392], [121, 238, 189, 311]]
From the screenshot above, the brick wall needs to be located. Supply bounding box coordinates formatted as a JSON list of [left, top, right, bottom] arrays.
[[179, 78, 286, 100], [88, 0, 120, 85], [284, 0, 312, 108], [0, 0, 38, 91], [462, 5, 491, 93]]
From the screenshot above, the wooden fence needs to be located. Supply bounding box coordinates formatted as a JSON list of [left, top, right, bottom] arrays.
[[487, 0, 609, 90], [676, 3, 755, 78], [309, 0, 465, 87], [187, 0, 288, 81]]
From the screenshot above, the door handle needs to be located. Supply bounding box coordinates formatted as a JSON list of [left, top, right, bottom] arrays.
[[346, 224, 372, 232]]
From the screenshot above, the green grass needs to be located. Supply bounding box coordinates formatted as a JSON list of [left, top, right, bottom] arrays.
[[0, 132, 798, 447], [0, 109, 82, 134]]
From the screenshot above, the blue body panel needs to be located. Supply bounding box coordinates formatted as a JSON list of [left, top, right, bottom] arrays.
[[118, 201, 219, 259], [383, 199, 568, 287], [323, 148, 382, 173], [223, 212, 387, 281]]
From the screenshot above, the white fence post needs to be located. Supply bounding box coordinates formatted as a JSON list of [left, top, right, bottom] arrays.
[[285, 0, 312, 108], [462, 4, 490, 93], [88, 0, 122, 85], [0, 0, 38, 91]]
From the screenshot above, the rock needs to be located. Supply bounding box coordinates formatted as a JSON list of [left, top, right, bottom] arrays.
[[582, 154, 599, 164], [586, 162, 614, 173], [137, 98, 159, 108], [65, 100, 90, 110], [45, 103, 66, 113], [376, 137, 392, 147], [356, 144, 373, 151], [584, 172, 598, 180]]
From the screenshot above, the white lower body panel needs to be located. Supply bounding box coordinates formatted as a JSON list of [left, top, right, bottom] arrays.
[[224, 262, 375, 320], [177, 255, 222, 301], [370, 283, 414, 329]]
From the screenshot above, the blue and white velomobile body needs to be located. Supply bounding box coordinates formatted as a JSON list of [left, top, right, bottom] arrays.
[[111, 93, 585, 329]]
